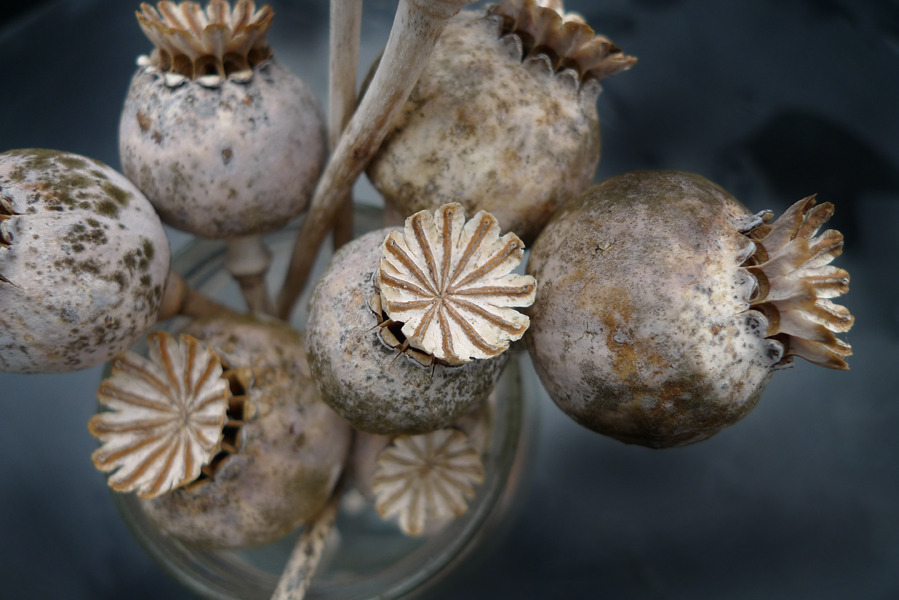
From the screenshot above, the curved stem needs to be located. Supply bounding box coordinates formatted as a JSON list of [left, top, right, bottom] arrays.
[[275, 0, 472, 320], [157, 270, 238, 321]]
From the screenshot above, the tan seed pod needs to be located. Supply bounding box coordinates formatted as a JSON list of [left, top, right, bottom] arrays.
[[88, 331, 231, 498], [306, 208, 523, 435], [138, 314, 352, 549], [371, 429, 485, 537], [120, 1, 326, 239], [526, 170, 854, 448], [0, 149, 170, 374], [366, 1, 636, 244]]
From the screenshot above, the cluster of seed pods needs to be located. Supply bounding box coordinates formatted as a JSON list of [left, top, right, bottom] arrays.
[[0, 0, 855, 597]]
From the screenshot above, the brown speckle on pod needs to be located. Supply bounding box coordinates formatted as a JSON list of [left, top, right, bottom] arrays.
[[0, 149, 170, 374]]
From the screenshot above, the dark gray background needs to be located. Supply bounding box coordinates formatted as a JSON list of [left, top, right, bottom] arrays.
[[1, 0, 898, 598]]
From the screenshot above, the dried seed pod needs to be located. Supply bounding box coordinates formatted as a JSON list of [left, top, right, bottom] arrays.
[[366, 0, 636, 243], [0, 149, 170, 374], [526, 170, 854, 448], [371, 429, 485, 536], [89, 331, 231, 498], [138, 314, 352, 549], [306, 205, 532, 435], [352, 394, 494, 502], [119, 1, 326, 239]]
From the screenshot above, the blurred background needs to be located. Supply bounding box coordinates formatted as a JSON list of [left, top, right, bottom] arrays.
[[1, 0, 898, 598]]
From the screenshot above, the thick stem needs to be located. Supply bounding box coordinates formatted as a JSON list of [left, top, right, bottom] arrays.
[[329, 0, 363, 250], [225, 235, 274, 315], [157, 271, 237, 321], [270, 482, 344, 600], [276, 0, 471, 320]]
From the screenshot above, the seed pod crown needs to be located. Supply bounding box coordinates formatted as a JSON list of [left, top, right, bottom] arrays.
[[89, 331, 236, 498], [137, 0, 273, 85], [490, 0, 637, 84], [374, 203, 537, 366], [740, 195, 853, 369]]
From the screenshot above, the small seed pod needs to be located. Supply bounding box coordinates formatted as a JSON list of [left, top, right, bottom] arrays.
[[119, 0, 326, 239], [526, 170, 854, 448], [352, 393, 494, 502], [0, 149, 170, 374], [306, 204, 534, 435], [371, 428, 485, 536], [366, 0, 636, 243], [122, 315, 352, 549]]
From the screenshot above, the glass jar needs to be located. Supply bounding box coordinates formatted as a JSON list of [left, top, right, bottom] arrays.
[[108, 205, 536, 600]]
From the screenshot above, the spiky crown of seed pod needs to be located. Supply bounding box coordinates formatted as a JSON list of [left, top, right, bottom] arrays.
[[371, 429, 485, 536], [88, 331, 253, 498], [489, 0, 637, 82], [137, 0, 274, 81], [739, 196, 854, 370], [372, 203, 537, 368]]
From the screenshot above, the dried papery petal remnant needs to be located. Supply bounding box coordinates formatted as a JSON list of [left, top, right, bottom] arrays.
[[742, 195, 854, 369], [491, 0, 637, 82], [187, 364, 252, 486], [137, 0, 274, 81], [89, 331, 231, 498], [376, 203, 537, 365], [372, 429, 485, 536]]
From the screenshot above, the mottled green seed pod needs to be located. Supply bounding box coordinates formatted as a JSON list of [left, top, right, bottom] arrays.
[[0, 149, 169, 374]]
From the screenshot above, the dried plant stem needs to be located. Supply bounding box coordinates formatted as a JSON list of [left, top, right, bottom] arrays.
[[329, 0, 363, 250], [157, 271, 237, 321], [225, 235, 274, 315], [382, 203, 405, 228], [275, 0, 472, 320], [270, 483, 343, 600]]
